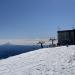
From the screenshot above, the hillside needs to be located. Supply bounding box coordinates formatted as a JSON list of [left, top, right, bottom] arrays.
[[0, 45, 75, 75]]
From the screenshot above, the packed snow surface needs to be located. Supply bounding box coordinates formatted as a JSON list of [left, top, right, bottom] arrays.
[[0, 45, 75, 75]]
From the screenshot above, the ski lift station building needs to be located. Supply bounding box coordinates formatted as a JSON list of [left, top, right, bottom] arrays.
[[57, 29, 75, 45]]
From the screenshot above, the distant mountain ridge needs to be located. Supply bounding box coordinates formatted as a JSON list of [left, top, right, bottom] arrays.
[[1, 42, 14, 46]]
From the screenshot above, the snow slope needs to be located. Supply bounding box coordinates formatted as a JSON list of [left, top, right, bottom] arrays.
[[0, 45, 75, 75]]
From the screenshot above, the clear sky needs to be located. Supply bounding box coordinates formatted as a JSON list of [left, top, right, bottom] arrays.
[[0, 0, 75, 39]]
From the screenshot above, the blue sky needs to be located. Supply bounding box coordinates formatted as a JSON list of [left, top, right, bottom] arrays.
[[0, 0, 75, 39]]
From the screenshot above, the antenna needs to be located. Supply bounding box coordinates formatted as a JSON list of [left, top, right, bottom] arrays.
[[72, 25, 75, 29], [57, 25, 61, 31]]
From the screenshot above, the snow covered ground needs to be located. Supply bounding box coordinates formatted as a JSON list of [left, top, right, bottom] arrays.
[[0, 45, 75, 75]]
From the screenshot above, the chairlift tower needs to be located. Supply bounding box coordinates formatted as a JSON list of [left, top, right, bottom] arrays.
[[49, 37, 56, 46]]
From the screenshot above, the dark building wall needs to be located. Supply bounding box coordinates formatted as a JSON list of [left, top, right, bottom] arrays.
[[58, 29, 75, 45], [74, 30, 75, 44]]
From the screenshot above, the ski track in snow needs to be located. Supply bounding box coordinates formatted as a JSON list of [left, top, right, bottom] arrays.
[[0, 46, 75, 75]]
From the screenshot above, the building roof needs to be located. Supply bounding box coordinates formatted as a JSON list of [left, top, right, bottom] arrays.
[[58, 29, 75, 32]]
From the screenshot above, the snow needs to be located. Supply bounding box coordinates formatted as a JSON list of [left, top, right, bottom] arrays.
[[0, 45, 75, 75]]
